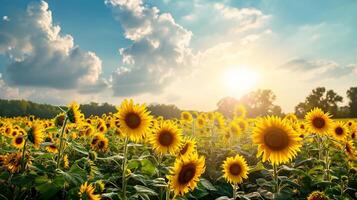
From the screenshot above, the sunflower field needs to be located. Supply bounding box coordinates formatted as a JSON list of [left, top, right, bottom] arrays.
[[0, 100, 356, 200]]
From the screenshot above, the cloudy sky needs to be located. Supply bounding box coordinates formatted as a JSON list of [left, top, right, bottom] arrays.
[[0, 0, 356, 112]]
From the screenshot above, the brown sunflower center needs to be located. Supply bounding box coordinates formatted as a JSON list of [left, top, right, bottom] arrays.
[[125, 112, 141, 129], [99, 126, 104, 132], [98, 141, 105, 149], [180, 144, 189, 155], [158, 131, 174, 146], [92, 137, 98, 145], [15, 137, 23, 145], [335, 127, 344, 135], [229, 163, 242, 176], [178, 163, 196, 185], [352, 132, 356, 139], [264, 128, 289, 151], [312, 117, 325, 129]]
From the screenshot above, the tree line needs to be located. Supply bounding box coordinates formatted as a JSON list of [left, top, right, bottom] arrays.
[[0, 86, 356, 119], [0, 99, 182, 119], [216, 87, 357, 118]]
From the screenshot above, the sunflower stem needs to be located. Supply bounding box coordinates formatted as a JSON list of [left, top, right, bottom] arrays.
[[56, 116, 68, 169], [273, 163, 279, 197], [122, 136, 129, 200], [20, 137, 28, 171], [232, 184, 238, 200], [165, 185, 170, 200], [324, 138, 330, 181], [157, 154, 163, 200]]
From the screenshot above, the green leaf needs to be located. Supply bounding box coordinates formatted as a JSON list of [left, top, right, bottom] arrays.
[[127, 160, 140, 170], [249, 161, 266, 173], [200, 178, 216, 191], [35, 183, 60, 200], [134, 185, 158, 196], [141, 159, 156, 176]]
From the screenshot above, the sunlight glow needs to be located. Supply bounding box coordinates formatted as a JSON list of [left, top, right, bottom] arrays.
[[222, 67, 260, 93]]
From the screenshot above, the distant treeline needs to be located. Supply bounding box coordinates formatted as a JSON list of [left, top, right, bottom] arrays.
[[0, 86, 356, 119], [0, 99, 182, 119]]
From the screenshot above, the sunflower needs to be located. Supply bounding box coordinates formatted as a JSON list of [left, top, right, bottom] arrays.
[[96, 119, 107, 134], [46, 144, 59, 153], [4, 125, 12, 136], [150, 120, 182, 155], [351, 129, 356, 140], [168, 154, 205, 197], [346, 120, 355, 128], [214, 112, 226, 129], [233, 118, 248, 132], [90, 134, 109, 153], [233, 104, 247, 118], [222, 154, 249, 184], [63, 154, 69, 169], [345, 141, 356, 159], [181, 111, 193, 123], [252, 116, 302, 165], [331, 121, 348, 141], [116, 99, 153, 142], [12, 135, 25, 149], [27, 123, 44, 149], [78, 182, 101, 200], [67, 102, 82, 124], [284, 113, 298, 123], [178, 137, 196, 158], [294, 121, 307, 138], [3, 152, 22, 173], [196, 117, 206, 129], [305, 108, 332, 135], [54, 113, 66, 127], [229, 121, 241, 137], [10, 129, 19, 138], [207, 112, 215, 122], [307, 191, 329, 200]]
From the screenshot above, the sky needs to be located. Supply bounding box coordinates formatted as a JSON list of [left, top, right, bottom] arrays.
[[0, 0, 356, 112]]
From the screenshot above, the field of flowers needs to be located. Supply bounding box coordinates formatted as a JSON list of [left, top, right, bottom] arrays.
[[0, 99, 356, 200]]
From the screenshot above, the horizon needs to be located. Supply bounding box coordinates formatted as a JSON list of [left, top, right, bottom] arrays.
[[0, 0, 356, 112]]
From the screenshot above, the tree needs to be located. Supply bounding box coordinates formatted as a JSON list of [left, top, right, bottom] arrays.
[[216, 89, 284, 118], [216, 97, 239, 118], [295, 87, 343, 118], [347, 87, 357, 117]]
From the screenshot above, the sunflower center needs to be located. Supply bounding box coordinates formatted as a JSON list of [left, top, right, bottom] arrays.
[[98, 141, 105, 149], [158, 131, 174, 146], [125, 112, 141, 129], [178, 163, 196, 185], [180, 144, 189, 155], [229, 163, 242, 176], [92, 138, 98, 145], [15, 137, 23, 145], [335, 127, 344, 135], [264, 128, 289, 151], [312, 117, 325, 129]]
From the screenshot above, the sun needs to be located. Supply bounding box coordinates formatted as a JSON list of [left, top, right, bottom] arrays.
[[222, 67, 260, 93]]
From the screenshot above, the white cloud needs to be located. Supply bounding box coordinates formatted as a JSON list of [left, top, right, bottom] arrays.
[[106, 0, 195, 96], [0, 73, 19, 99], [0, 1, 106, 91], [281, 58, 357, 79]]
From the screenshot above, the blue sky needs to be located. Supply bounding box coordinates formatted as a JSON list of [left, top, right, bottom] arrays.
[[0, 0, 356, 112]]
